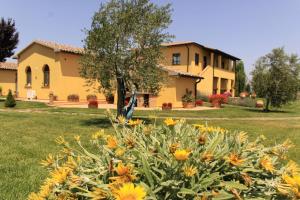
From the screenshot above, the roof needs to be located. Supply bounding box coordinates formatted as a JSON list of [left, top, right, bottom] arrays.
[[161, 41, 241, 60], [160, 66, 203, 79], [13, 40, 84, 58], [0, 62, 17, 70]]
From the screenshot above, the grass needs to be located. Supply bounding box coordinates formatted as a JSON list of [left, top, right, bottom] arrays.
[[0, 100, 299, 199], [0, 99, 48, 109]]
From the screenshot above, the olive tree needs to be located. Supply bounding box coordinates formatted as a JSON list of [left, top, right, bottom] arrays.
[[251, 48, 300, 111], [80, 0, 172, 116]]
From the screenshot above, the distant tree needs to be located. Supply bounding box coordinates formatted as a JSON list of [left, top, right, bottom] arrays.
[[0, 18, 19, 62], [235, 61, 246, 96], [5, 90, 16, 107], [245, 83, 251, 93], [251, 47, 300, 111], [80, 0, 172, 116]]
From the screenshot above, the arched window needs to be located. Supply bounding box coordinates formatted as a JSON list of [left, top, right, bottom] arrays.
[[43, 65, 50, 87], [25, 66, 32, 86]]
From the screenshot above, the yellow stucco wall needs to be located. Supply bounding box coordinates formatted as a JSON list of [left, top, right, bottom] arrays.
[[17, 43, 105, 101], [0, 70, 17, 96], [160, 44, 236, 97], [156, 76, 195, 108]]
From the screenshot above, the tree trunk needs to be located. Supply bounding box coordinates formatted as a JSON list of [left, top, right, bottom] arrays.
[[117, 77, 126, 116], [264, 98, 270, 112]]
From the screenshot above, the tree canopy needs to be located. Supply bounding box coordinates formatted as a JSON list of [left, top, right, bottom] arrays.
[[235, 61, 246, 96], [251, 47, 300, 111], [0, 18, 19, 62], [80, 0, 172, 115]]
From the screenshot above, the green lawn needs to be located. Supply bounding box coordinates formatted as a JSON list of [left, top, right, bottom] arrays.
[[0, 101, 299, 199]]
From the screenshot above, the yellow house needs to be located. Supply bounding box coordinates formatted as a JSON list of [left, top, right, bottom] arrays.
[[160, 41, 240, 97], [0, 62, 17, 96], [13, 40, 239, 108]]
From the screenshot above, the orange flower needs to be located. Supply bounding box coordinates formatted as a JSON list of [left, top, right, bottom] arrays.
[[116, 163, 131, 176], [227, 153, 244, 166], [174, 149, 190, 161], [260, 156, 275, 173], [169, 143, 180, 153], [106, 136, 118, 149]]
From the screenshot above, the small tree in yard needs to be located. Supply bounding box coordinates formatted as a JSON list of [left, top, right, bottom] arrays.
[[80, 0, 172, 116], [0, 18, 19, 62], [251, 47, 300, 111], [235, 60, 246, 96], [5, 90, 16, 108]]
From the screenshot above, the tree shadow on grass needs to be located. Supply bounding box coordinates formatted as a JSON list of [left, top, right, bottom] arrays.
[[243, 108, 293, 114], [80, 118, 111, 128]]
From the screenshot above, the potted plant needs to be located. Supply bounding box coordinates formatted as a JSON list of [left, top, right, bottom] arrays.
[[88, 100, 98, 109], [195, 99, 203, 106], [105, 92, 114, 104], [162, 102, 172, 110], [209, 94, 227, 108], [182, 89, 195, 108]]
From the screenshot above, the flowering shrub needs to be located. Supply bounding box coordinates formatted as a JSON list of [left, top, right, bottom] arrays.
[[195, 99, 203, 106], [29, 112, 298, 200], [209, 94, 228, 107]]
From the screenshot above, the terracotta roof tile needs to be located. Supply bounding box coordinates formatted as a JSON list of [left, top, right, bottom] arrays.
[[34, 40, 84, 54], [160, 66, 203, 79], [0, 62, 17, 70]]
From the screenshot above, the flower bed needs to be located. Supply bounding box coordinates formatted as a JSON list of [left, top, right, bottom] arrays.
[[29, 112, 298, 200], [209, 94, 227, 107]]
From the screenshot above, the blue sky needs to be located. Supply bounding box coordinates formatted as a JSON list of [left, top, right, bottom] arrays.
[[1, 0, 300, 76]]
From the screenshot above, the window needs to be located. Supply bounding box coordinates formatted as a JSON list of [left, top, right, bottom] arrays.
[[203, 56, 207, 69], [222, 61, 225, 69], [195, 53, 199, 66], [25, 66, 32, 86], [43, 65, 50, 87], [172, 53, 181, 65]]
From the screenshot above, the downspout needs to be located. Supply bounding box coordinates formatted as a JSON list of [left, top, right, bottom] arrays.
[[186, 45, 190, 72], [195, 78, 202, 100]]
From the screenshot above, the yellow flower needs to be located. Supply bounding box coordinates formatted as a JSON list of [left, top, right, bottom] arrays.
[[193, 124, 205, 129], [38, 179, 53, 198], [106, 136, 118, 149], [283, 174, 297, 186], [174, 149, 190, 161], [116, 163, 131, 176], [164, 118, 177, 126], [286, 160, 300, 175], [118, 115, 126, 125], [183, 165, 197, 177], [227, 153, 244, 166], [143, 126, 153, 136], [89, 187, 108, 200], [92, 130, 104, 140], [40, 154, 55, 167], [116, 148, 125, 157], [236, 131, 248, 144], [260, 156, 275, 173], [128, 119, 143, 126], [114, 183, 146, 200], [50, 167, 71, 184], [28, 193, 43, 200], [74, 135, 80, 142]]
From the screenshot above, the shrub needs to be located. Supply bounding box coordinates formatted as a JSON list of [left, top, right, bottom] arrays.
[[28, 113, 298, 200], [209, 94, 227, 107], [162, 102, 172, 110], [86, 94, 97, 101], [223, 91, 232, 98], [227, 97, 256, 108], [88, 100, 98, 108], [197, 94, 209, 102], [4, 90, 16, 108], [67, 94, 79, 102], [195, 99, 203, 106]]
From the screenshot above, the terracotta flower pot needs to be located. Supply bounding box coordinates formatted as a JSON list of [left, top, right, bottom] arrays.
[[182, 102, 195, 108]]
